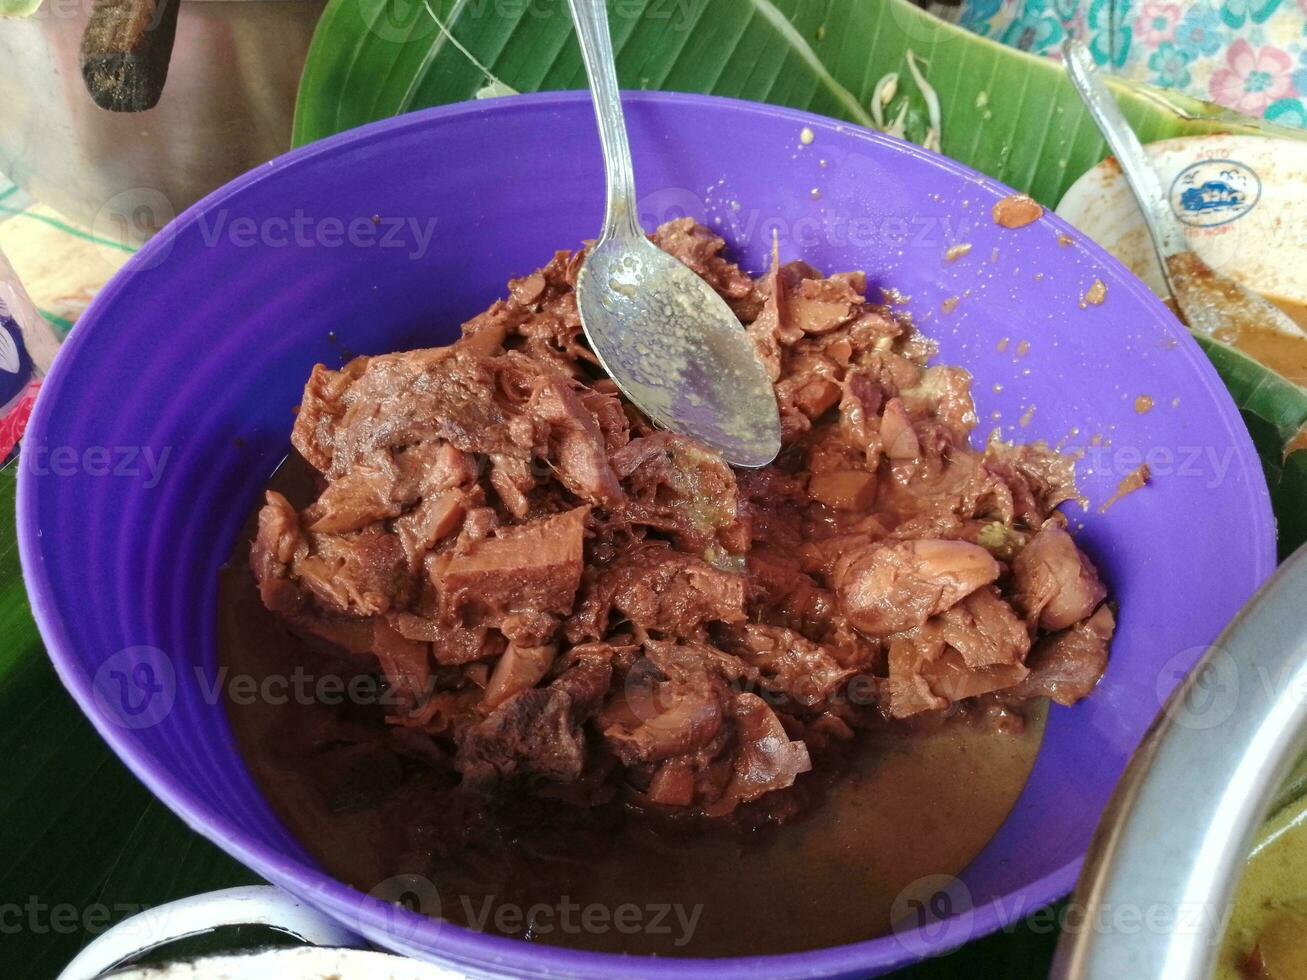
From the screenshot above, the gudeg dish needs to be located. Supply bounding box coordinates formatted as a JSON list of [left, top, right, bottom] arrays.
[[18, 93, 1276, 979], [224, 220, 1112, 954]]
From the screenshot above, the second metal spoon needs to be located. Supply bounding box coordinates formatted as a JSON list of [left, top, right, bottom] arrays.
[[1063, 40, 1304, 341]]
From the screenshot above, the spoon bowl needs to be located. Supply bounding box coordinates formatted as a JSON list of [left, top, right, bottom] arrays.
[[576, 233, 782, 466]]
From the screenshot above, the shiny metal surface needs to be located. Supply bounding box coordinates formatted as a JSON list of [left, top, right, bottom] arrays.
[[1052, 544, 1307, 980], [1064, 40, 1304, 340], [567, 0, 781, 467], [0, 0, 324, 243]]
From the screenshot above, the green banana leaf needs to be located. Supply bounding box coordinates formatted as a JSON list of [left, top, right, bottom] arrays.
[[292, 0, 1300, 206], [1196, 336, 1307, 562], [0, 0, 43, 16]]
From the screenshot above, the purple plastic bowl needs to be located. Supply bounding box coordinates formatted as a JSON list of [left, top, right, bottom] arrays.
[[18, 93, 1274, 978]]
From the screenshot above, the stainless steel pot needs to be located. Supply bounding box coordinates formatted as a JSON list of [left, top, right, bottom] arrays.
[[0, 0, 325, 243], [1054, 544, 1307, 978]]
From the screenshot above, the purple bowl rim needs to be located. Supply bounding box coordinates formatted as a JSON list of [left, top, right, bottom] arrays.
[[17, 89, 1277, 979]]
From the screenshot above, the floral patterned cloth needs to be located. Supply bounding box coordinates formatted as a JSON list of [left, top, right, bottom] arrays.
[[958, 0, 1307, 128]]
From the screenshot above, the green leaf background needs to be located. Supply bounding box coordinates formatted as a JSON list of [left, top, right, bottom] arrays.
[[292, 0, 1295, 205]]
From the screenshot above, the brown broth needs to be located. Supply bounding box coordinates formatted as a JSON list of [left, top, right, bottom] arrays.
[[1215, 323, 1307, 388], [217, 460, 1048, 957]]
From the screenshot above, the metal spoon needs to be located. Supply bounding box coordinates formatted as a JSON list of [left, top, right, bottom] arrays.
[[566, 0, 781, 467], [1063, 40, 1305, 340]]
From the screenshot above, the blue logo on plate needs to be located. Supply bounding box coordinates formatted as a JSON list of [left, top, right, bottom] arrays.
[[1169, 159, 1260, 228]]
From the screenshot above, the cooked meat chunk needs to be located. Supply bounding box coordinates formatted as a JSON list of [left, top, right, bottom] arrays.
[[702, 694, 813, 816], [291, 358, 369, 473], [483, 644, 557, 710], [253, 490, 411, 619], [885, 623, 1029, 719], [254, 219, 1114, 824], [372, 617, 431, 706], [569, 542, 745, 641], [611, 432, 743, 551], [251, 489, 306, 610], [789, 274, 862, 335], [723, 624, 856, 709], [939, 587, 1032, 669], [529, 376, 624, 507], [1012, 521, 1108, 630], [604, 686, 725, 766], [456, 655, 612, 788], [456, 686, 587, 787], [1007, 604, 1115, 705], [437, 506, 589, 622], [602, 642, 733, 766], [834, 538, 1000, 637], [391, 617, 499, 666], [394, 491, 466, 571], [808, 469, 877, 511], [650, 218, 755, 310]]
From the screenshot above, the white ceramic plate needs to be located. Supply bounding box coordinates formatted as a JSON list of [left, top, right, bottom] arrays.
[[1055, 135, 1307, 329]]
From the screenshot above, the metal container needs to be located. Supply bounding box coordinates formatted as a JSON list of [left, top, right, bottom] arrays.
[[0, 0, 325, 243]]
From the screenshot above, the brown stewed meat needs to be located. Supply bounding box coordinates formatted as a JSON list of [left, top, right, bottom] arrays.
[[250, 218, 1115, 822]]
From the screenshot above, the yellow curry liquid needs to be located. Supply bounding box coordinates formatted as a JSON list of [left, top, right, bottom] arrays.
[[1219, 763, 1307, 980]]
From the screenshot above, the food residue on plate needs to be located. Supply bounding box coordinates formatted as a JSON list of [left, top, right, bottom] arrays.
[[1080, 279, 1108, 308], [997, 337, 1010, 353], [941, 295, 960, 314], [1099, 464, 1151, 512], [945, 243, 972, 262], [1016, 340, 1031, 358], [799, 126, 815, 146], [1057, 233, 1074, 247], [1134, 395, 1154, 414], [992, 194, 1043, 229]]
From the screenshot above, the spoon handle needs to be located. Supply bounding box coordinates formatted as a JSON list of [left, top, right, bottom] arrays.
[[568, 0, 643, 241], [1062, 41, 1186, 264]]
